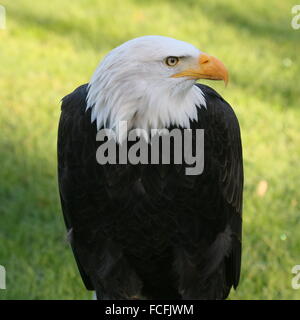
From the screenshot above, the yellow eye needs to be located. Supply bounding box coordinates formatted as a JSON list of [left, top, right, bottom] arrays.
[[165, 56, 179, 67]]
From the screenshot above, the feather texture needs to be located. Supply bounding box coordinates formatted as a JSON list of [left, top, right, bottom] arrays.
[[57, 83, 243, 299]]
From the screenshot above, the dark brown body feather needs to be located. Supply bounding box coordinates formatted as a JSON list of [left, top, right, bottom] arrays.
[[57, 83, 243, 299]]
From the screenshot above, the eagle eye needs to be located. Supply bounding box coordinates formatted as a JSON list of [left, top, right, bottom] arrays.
[[165, 56, 179, 67]]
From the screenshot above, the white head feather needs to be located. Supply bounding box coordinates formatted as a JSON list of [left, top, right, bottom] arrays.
[[86, 35, 206, 141]]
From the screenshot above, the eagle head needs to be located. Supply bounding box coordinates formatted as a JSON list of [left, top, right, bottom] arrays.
[[87, 35, 228, 141]]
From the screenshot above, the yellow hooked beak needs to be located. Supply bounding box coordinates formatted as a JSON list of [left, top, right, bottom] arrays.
[[172, 53, 229, 86]]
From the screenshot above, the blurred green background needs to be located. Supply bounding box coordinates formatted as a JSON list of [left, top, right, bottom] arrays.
[[0, 0, 299, 299]]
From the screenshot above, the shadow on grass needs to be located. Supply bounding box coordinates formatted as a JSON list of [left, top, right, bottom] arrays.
[[0, 139, 78, 299], [11, 0, 299, 50], [8, 1, 299, 110], [8, 6, 130, 52], [134, 0, 299, 43]]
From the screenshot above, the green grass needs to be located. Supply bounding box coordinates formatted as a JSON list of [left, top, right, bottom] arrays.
[[0, 0, 300, 300]]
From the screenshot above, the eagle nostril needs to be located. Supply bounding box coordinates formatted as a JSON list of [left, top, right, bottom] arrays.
[[199, 53, 210, 65]]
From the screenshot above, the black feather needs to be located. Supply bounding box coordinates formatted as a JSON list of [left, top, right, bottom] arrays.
[[57, 83, 243, 299]]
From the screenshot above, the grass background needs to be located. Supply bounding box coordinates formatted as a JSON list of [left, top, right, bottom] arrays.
[[0, 0, 299, 299]]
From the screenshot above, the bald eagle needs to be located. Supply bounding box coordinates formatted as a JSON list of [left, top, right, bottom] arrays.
[[58, 36, 243, 300]]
